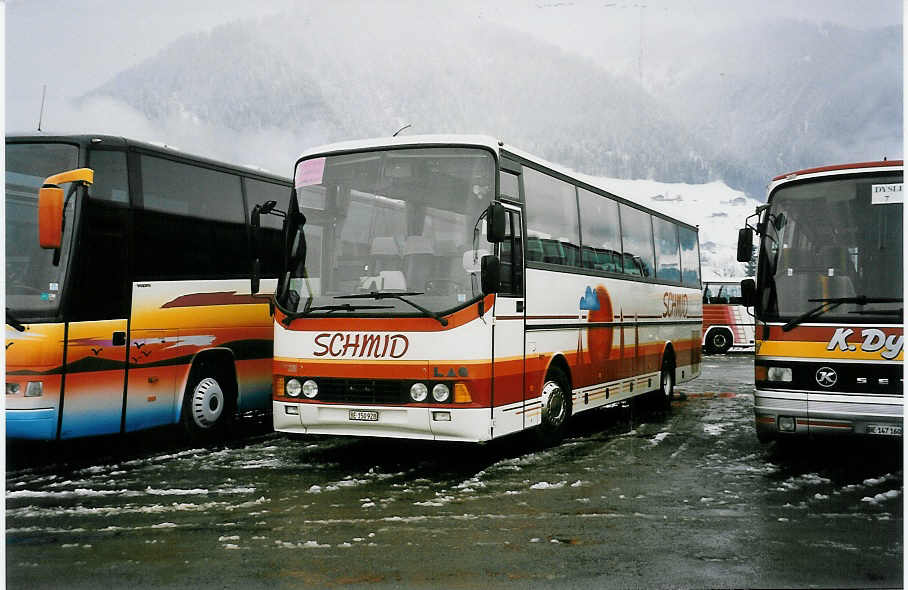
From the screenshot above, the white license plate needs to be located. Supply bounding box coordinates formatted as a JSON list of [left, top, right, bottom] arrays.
[[866, 424, 902, 436], [349, 410, 379, 422]]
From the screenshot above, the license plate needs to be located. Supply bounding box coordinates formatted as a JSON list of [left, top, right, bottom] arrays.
[[866, 424, 902, 436], [349, 410, 379, 422]]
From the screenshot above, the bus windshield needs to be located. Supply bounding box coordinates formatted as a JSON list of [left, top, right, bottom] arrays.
[[758, 173, 903, 324], [281, 146, 496, 316], [6, 143, 79, 319]]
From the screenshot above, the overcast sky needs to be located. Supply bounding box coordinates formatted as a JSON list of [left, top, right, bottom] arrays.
[[4, 0, 902, 132]]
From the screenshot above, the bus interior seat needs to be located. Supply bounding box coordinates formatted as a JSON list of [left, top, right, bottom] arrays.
[[525, 237, 544, 262], [541, 239, 565, 265], [403, 235, 435, 292], [370, 236, 403, 273], [561, 241, 580, 267], [818, 246, 856, 299], [434, 240, 461, 278]]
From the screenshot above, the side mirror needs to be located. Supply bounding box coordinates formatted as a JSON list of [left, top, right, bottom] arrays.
[[741, 278, 756, 307], [480, 254, 500, 295], [736, 228, 754, 262], [37, 167, 94, 250], [486, 202, 506, 243], [38, 186, 64, 249]]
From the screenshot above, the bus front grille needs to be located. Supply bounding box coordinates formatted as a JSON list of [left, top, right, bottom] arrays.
[[315, 378, 407, 404]]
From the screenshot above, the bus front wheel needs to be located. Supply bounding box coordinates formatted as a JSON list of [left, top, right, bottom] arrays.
[[182, 370, 235, 439], [705, 329, 733, 354]]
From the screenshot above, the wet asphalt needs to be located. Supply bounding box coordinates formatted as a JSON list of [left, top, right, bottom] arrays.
[[5, 354, 903, 589]]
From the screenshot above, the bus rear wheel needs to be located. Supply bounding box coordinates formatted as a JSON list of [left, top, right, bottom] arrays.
[[659, 354, 675, 412], [182, 370, 235, 439], [705, 329, 733, 354], [535, 367, 571, 445]]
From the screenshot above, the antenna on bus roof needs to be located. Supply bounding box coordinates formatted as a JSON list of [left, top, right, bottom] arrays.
[[37, 84, 47, 132], [392, 124, 411, 137]]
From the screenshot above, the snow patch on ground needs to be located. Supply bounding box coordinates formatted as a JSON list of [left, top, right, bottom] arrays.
[[530, 481, 567, 490]]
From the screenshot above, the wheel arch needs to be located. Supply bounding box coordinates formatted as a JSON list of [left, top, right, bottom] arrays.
[[542, 353, 573, 394], [661, 340, 676, 366]]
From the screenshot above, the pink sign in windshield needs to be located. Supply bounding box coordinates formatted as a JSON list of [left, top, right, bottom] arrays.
[[295, 157, 326, 188]]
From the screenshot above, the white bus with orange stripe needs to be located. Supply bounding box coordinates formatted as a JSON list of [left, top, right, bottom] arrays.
[[737, 160, 903, 441], [261, 136, 702, 443], [701, 277, 756, 353]]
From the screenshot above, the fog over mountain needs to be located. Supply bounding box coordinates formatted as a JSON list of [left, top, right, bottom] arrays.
[[80, 3, 901, 199]]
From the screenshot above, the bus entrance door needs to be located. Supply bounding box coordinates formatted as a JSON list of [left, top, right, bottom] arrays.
[[492, 206, 526, 436], [59, 319, 129, 439]]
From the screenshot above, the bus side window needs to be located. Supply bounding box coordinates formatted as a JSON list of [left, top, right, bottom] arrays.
[[70, 149, 131, 320], [88, 150, 130, 204]]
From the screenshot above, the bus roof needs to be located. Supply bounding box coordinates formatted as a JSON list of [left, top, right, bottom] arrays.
[[294, 134, 700, 232], [771, 160, 903, 182], [6, 132, 290, 184]]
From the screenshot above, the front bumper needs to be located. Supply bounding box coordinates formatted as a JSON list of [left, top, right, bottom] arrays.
[[273, 400, 492, 442], [754, 388, 903, 438]]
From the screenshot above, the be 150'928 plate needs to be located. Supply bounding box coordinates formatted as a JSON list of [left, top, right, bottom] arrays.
[[349, 410, 379, 422]]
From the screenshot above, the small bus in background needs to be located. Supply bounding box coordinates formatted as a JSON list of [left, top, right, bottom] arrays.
[[737, 160, 903, 442], [6, 134, 290, 441], [260, 135, 703, 444], [701, 277, 755, 353]]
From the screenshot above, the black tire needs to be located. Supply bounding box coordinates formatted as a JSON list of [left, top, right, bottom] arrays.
[[181, 368, 235, 439], [535, 367, 572, 445], [658, 354, 675, 413], [705, 329, 733, 354]]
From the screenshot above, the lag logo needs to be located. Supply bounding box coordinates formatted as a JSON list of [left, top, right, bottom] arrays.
[[815, 366, 838, 388]]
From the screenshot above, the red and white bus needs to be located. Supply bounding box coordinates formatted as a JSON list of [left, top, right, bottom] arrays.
[[6, 134, 289, 441], [262, 136, 703, 443], [701, 278, 755, 353], [737, 160, 903, 441]]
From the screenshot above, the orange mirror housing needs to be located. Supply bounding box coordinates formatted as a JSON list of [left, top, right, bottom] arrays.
[[38, 186, 64, 249], [36, 168, 94, 250]]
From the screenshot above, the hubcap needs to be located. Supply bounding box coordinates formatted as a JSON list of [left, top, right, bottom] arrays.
[[191, 377, 224, 428], [713, 333, 727, 349], [540, 379, 566, 428], [662, 369, 673, 399]]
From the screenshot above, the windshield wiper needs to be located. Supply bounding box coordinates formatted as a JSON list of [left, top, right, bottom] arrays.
[[782, 296, 904, 331], [280, 303, 394, 326], [336, 291, 449, 326], [6, 308, 25, 332]]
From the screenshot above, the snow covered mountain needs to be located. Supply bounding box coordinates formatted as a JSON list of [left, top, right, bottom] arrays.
[[79, 4, 900, 201]]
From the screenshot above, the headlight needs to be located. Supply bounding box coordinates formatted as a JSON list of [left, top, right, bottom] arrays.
[[767, 367, 793, 382], [432, 383, 451, 403], [285, 378, 302, 397], [302, 379, 319, 399], [25, 381, 43, 397], [6, 382, 21, 395], [410, 382, 428, 402]]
